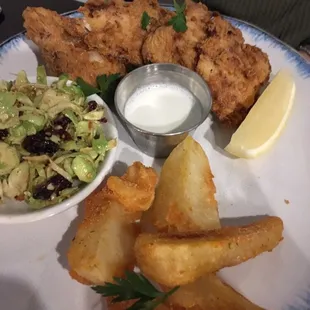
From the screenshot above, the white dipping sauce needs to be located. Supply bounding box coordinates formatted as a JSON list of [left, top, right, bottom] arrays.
[[124, 83, 201, 134]]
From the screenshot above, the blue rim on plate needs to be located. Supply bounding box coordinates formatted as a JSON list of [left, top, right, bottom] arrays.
[[0, 5, 310, 309]]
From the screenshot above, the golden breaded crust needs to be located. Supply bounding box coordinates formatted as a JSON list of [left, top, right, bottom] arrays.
[[67, 162, 157, 285], [103, 162, 158, 213], [139, 135, 266, 310], [135, 216, 283, 287], [142, 0, 211, 70], [79, 0, 172, 65], [164, 274, 264, 310], [68, 200, 139, 285], [142, 8, 271, 127], [175, 1, 211, 69], [196, 16, 271, 126], [23, 7, 125, 85], [106, 275, 263, 310], [142, 26, 179, 65], [141, 136, 220, 233], [23, 1, 271, 124]]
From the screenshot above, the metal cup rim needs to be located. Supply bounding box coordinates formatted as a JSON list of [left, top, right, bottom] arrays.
[[114, 63, 212, 137]]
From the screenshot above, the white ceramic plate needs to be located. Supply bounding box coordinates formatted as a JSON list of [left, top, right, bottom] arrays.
[[0, 5, 310, 310], [0, 76, 118, 224]]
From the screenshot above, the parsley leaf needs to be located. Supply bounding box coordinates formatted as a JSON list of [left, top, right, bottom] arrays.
[[92, 271, 179, 310], [96, 74, 120, 94], [173, 0, 183, 13], [168, 0, 188, 33], [168, 14, 187, 33], [76, 73, 121, 104], [96, 73, 121, 103], [76, 78, 100, 97], [141, 11, 151, 30]]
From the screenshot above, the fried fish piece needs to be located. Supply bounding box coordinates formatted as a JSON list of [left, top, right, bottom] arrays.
[[142, 0, 211, 70], [142, 26, 178, 65], [80, 0, 173, 65], [23, 6, 125, 85], [142, 2, 271, 127], [67, 162, 158, 285], [199, 14, 245, 55], [103, 162, 158, 214], [175, 0, 211, 69], [141, 136, 220, 233], [196, 15, 271, 126], [136, 216, 283, 287]]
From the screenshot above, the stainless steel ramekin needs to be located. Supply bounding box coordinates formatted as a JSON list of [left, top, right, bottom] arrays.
[[115, 63, 212, 158]]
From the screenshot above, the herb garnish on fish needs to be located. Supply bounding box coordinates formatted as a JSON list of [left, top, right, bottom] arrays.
[[76, 73, 121, 104], [141, 11, 151, 30], [168, 0, 188, 33], [92, 271, 179, 310]]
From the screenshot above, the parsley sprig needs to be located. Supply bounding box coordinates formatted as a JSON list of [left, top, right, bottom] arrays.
[[92, 271, 179, 310], [168, 0, 188, 33], [141, 11, 151, 30], [76, 73, 121, 104]]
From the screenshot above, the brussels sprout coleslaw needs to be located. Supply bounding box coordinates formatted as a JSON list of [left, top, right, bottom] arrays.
[[0, 66, 116, 209]]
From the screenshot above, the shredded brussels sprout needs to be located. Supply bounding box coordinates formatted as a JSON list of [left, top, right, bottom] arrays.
[[0, 67, 116, 209]]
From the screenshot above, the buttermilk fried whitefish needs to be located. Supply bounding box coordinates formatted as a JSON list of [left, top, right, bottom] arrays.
[[23, 0, 271, 125], [136, 216, 284, 287], [142, 0, 211, 70], [140, 136, 265, 309], [102, 162, 159, 213], [80, 0, 173, 65], [23, 7, 126, 85], [23, 0, 172, 85], [196, 15, 271, 126], [67, 162, 157, 285], [142, 1, 271, 126]]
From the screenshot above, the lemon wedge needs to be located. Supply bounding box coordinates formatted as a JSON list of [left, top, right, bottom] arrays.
[[225, 70, 296, 159]]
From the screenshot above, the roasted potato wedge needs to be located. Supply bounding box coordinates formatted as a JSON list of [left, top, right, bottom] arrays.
[[68, 200, 139, 285], [141, 136, 220, 233], [140, 136, 265, 308], [67, 162, 158, 285], [164, 273, 263, 310], [106, 297, 170, 310], [136, 216, 283, 287]]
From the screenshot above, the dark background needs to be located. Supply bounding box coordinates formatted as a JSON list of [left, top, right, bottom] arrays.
[[0, 0, 81, 43], [0, 0, 310, 52]]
